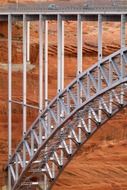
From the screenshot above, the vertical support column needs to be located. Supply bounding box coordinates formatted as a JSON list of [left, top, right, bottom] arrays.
[[120, 15, 126, 104], [77, 14, 83, 141], [44, 20, 48, 107], [23, 14, 27, 135], [8, 14, 12, 190], [77, 14, 83, 75], [39, 14, 43, 112], [44, 18, 48, 189], [8, 14, 12, 162], [57, 14, 64, 167], [98, 15, 103, 92], [23, 14, 27, 167], [39, 15, 44, 146], [109, 93, 113, 114], [88, 109, 92, 134], [121, 14, 126, 49], [98, 14, 103, 62], [26, 21, 30, 63], [98, 100, 102, 123], [57, 14, 64, 92], [121, 14, 126, 78]]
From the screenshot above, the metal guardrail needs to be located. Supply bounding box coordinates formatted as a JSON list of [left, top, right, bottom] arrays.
[[0, 5, 127, 13]]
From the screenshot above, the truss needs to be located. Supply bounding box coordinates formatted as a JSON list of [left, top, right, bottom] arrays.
[[8, 47, 127, 190]]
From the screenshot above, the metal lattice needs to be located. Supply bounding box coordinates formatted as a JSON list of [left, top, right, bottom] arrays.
[[8, 48, 127, 190]]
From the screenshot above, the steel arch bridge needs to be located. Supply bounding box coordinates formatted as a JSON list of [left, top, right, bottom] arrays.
[[8, 48, 127, 190], [1, 2, 127, 190]]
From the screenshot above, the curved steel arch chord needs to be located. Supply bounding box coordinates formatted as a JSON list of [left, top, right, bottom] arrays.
[[13, 82, 127, 190], [8, 48, 127, 190]]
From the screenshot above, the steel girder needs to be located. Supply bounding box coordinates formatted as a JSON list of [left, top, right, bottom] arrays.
[[8, 47, 127, 190]]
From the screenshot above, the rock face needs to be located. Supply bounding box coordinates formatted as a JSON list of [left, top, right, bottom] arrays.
[[0, 1, 127, 189]]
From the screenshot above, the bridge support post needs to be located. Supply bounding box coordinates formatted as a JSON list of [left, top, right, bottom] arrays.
[[39, 14, 44, 112], [23, 14, 27, 167], [44, 20, 48, 107], [23, 14, 27, 135], [8, 14, 12, 190], [77, 14, 82, 74], [120, 14, 126, 104], [98, 14, 102, 62], [43, 19, 49, 190], [121, 14, 126, 49], [98, 15, 103, 91], [39, 14, 44, 148], [77, 15, 83, 142], [57, 14, 64, 168], [26, 21, 30, 63], [57, 15, 64, 92]]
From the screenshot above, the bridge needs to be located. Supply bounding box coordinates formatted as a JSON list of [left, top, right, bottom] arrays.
[[0, 1, 127, 190]]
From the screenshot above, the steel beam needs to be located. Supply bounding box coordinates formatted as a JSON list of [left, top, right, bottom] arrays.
[[57, 15, 64, 177], [44, 20, 48, 107], [8, 14, 12, 160], [23, 15, 27, 168], [8, 14, 12, 190], [57, 15, 64, 92], [98, 14, 103, 62], [39, 15, 44, 147], [26, 21, 30, 63], [43, 19, 48, 189], [77, 14, 83, 74], [39, 15, 44, 111], [23, 14, 27, 135], [121, 14, 126, 48], [121, 15, 126, 80]]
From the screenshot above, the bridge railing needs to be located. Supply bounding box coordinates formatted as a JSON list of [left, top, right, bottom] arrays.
[[0, 4, 127, 12]]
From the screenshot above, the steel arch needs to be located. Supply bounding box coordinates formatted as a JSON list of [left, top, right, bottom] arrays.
[[8, 47, 127, 190]]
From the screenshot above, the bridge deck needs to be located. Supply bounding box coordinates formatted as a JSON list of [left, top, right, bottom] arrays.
[[0, 3, 126, 21], [0, 2, 127, 15]]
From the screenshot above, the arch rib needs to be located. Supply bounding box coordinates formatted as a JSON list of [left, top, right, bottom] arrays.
[[8, 48, 127, 190]]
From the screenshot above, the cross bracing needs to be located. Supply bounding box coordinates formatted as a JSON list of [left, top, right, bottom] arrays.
[[8, 48, 127, 190]]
